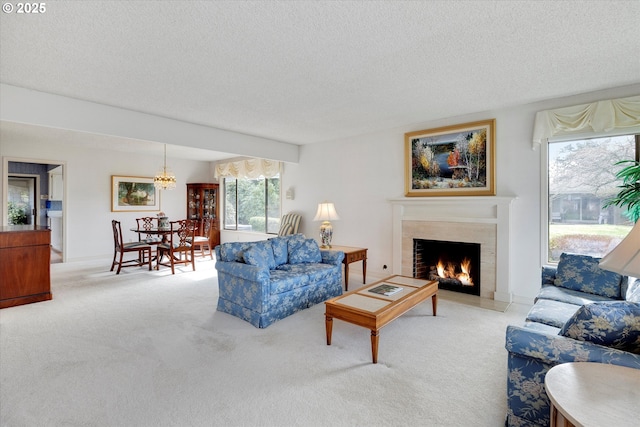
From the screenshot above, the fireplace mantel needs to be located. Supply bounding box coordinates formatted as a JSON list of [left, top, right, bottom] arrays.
[[390, 196, 516, 302]]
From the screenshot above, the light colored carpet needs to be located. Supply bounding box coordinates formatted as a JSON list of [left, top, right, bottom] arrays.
[[0, 257, 530, 427]]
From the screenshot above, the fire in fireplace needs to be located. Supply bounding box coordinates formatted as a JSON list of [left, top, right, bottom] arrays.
[[413, 239, 480, 296]]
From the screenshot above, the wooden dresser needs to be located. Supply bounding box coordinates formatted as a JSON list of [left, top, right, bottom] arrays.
[[0, 225, 52, 309]]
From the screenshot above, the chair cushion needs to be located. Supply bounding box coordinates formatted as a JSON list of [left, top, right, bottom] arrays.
[[123, 241, 149, 249], [243, 240, 276, 270], [559, 301, 640, 354], [288, 238, 322, 264], [554, 253, 623, 298]]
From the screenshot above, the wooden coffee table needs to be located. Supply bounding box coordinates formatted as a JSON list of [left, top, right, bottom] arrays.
[[324, 275, 438, 363]]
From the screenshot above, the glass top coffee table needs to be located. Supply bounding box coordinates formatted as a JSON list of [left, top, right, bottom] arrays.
[[324, 275, 438, 364]]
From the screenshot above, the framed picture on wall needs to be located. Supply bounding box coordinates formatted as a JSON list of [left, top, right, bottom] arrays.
[[404, 119, 496, 197], [111, 175, 160, 212]]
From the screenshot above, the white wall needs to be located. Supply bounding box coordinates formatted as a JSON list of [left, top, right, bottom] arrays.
[[281, 84, 640, 303], [1, 138, 212, 261]]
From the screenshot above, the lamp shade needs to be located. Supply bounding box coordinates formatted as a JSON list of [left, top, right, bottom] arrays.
[[599, 221, 640, 277], [313, 202, 340, 222]]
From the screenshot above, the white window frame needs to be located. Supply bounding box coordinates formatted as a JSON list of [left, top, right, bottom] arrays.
[[540, 132, 639, 266]]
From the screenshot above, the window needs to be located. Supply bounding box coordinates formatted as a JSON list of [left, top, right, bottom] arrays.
[[224, 175, 281, 234], [546, 134, 638, 263]]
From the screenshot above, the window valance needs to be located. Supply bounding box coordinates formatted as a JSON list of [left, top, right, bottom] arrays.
[[214, 158, 281, 179], [532, 95, 640, 149]]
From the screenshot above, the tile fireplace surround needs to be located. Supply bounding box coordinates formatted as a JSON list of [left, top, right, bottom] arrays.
[[390, 196, 516, 303]]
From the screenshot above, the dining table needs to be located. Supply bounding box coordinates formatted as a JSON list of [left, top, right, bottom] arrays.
[[130, 226, 173, 244]]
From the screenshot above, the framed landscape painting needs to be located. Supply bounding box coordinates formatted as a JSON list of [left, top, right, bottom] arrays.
[[405, 119, 496, 197], [111, 175, 160, 212]]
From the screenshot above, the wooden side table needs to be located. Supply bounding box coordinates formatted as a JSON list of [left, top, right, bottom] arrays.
[[327, 245, 367, 291], [544, 362, 640, 427]]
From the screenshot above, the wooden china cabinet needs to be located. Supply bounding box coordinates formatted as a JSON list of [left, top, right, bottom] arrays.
[[186, 183, 220, 247]]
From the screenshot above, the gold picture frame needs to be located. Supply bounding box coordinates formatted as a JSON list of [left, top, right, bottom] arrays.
[[111, 175, 160, 212], [405, 119, 496, 197]]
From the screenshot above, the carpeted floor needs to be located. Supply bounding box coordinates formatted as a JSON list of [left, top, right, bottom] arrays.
[[0, 257, 530, 426]]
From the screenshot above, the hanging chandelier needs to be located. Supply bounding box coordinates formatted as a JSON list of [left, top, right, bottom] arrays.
[[154, 144, 177, 190]]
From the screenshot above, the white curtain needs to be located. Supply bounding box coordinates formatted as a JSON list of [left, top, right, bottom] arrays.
[[532, 95, 640, 149], [214, 158, 281, 179]]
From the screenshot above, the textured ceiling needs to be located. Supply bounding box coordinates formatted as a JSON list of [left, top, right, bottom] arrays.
[[1, 1, 640, 159]]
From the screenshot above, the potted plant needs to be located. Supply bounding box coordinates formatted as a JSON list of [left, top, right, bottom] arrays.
[[603, 160, 640, 223]]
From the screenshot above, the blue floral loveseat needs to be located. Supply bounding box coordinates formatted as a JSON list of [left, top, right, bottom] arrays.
[[505, 253, 640, 427], [214, 234, 344, 328]]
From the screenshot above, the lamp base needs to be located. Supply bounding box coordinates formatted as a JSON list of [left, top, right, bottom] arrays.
[[319, 221, 333, 248]]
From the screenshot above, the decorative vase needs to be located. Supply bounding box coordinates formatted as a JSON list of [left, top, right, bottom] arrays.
[[158, 216, 169, 229]]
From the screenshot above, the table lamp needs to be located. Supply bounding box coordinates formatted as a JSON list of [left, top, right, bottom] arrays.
[[599, 220, 640, 276], [313, 202, 340, 248]]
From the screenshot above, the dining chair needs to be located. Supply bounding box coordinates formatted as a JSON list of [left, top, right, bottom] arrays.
[[136, 217, 163, 244], [192, 217, 214, 259], [110, 220, 152, 274], [156, 219, 196, 274]]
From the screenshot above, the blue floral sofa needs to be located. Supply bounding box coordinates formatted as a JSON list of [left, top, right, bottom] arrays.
[[214, 234, 344, 328], [505, 253, 640, 427]]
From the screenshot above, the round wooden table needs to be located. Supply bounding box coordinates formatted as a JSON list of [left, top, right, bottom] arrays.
[[544, 362, 640, 427]]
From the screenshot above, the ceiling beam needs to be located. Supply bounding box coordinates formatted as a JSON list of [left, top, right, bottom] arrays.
[[0, 84, 299, 163]]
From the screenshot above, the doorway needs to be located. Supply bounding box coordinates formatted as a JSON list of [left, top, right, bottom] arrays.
[[3, 159, 66, 263], [7, 175, 38, 225]]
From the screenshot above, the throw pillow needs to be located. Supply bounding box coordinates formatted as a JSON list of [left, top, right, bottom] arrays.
[[220, 241, 253, 263], [269, 236, 289, 266], [554, 253, 623, 298], [559, 301, 640, 354], [288, 238, 322, 264], [278, 223, 294, 236], [243, 240, 276, 270]]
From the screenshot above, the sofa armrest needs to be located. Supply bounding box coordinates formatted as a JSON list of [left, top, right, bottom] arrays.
[[215, 260, 270, 283], [541, 266, 556, 286], [505, 325, 640, 368], [321, 250, 344, 266]]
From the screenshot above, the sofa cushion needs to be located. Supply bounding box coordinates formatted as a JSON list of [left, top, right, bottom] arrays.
[[536, 285, 616, 306], [559, 301, 640, 354], [288, 238, 322, 264], [269, 269, 310, 294], [243, 240, 276, 270], [525, 298, 582, 328], [523, 320, 561, 335], [554, 253, 623, 299], [219, 241, 254, 263]]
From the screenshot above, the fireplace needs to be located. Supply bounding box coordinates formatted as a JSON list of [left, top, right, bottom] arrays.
[[391, 196, 516, 302], [414, 239, 481, 296]]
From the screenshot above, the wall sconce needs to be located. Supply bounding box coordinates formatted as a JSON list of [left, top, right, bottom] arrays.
[[286, 187, 295, 200]]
